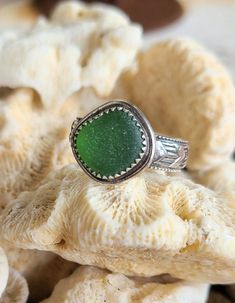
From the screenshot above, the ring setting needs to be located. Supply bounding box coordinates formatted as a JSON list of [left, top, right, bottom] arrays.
[[70, 101, 189, 183]]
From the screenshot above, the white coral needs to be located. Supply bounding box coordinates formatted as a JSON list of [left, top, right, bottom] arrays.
[[0, 268, 28, 303], [41, 266, 209, 303], [1, 164, 235, 283], [123, 38, 235, 170], [0, 1, 142, 108], [0, 247, 8, 298]]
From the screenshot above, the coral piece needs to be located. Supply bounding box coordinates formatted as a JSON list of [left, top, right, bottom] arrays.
[[2, 250, 29, 302], [191, 160, 235, 207], [191, 161, 235, 302], [1, 164, 235, 283], [41, 266, 209, 303], [0, 239, 77, 302], [0, 248, 8, 298], [0, 268, 29, 303], [21, 252, 76, 302], [0, 0, 39, 29], [123, 38, 235, 171], [0, 1, 142, 108], [0, 87, 103, 204], [0, 88, 70, 202], [0, 87, 92, 302], [0, 2, 234, 301]]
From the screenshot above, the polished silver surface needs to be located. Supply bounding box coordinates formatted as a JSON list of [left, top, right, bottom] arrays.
[[70, 100, 189, 183]]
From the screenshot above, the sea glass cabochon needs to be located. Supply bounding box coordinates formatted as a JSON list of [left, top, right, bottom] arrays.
[[70, 101, 155, 183]]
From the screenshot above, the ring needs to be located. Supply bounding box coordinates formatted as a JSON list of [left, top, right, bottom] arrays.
[[70, 101, 189, 183]]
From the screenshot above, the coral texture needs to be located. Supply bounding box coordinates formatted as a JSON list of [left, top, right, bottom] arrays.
[[0, 239, 77, 302], [124, 38, 235, 171], [0, 268, 29, 303], [0, 1, 142, 108], [0, 0, 234, 301], [41, 266, 209, 303], [0, 2, 143, 301], [0, 88, 69, 202], [0, 87, 103, 204], [191, 160, 235, 207], [0, 88, 79, 303], [1, 164, 235, 283], [191, 160, 235, 302], [0, 248, 8, 298]]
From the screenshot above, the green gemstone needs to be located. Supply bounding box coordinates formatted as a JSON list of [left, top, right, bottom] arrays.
[[75, 109, 144, 177]]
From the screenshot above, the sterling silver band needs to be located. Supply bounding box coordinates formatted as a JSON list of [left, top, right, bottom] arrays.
[[152, 135, 189, 171]]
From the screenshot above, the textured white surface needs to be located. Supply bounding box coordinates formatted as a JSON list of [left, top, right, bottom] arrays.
[[0, 1, 142, 107], [0, 268, 29, 303], [0, 247, 9, 298], [127, 38, 235, 170], [41, 266, 209, 303], [1, 165, 235, 283], [145, 3, 235, 81]]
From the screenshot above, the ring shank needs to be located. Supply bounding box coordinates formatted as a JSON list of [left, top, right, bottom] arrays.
[[151, 135, 189, 171]]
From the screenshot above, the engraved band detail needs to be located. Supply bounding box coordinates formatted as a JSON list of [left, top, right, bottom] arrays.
[[151, 135, 189, 171]]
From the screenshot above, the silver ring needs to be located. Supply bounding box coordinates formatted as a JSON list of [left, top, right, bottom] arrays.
[[70, 101, 189, 184]]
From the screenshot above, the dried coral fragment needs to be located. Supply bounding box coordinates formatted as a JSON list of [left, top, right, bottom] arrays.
[[51, 0, 128, 26], [0, 248, 8, 298], [127, 38, 235, 170], [0, 1, 142, 108], [0, 88, 72, 201], [1, 164, 235, 283], [41, 266, 209, 303], [0, 238, 77, 303], [0, 86, 103, 207], [0, 268, 29, 303], [191, 160, 235, 207]]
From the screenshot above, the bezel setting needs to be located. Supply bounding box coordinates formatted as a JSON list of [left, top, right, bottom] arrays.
[[70, 101, 155, 184]]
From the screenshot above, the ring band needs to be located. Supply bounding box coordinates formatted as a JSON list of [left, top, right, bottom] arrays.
[[152, 135, 188, 171], [70, 101, 189, 183]]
